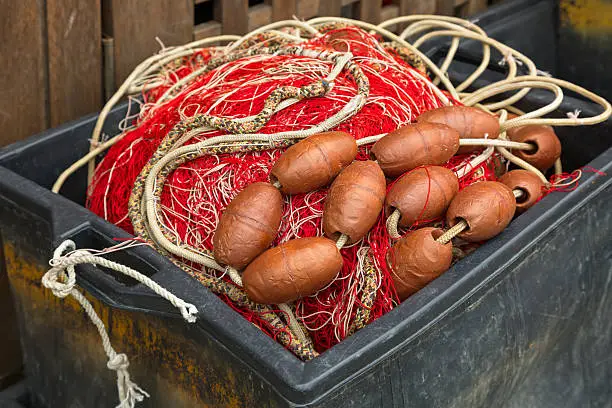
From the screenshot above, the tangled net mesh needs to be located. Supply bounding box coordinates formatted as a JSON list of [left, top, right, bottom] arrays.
[[87, 26, 510, 354]]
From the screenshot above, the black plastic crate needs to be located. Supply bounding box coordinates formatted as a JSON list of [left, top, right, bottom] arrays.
[[1, 91, 611, 408], [456, 0, 559, 76], [1, 7, 611, 408], [0, 381, 45, 408]]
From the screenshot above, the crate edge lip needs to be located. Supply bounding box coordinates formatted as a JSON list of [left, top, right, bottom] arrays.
[[0, 103, 128, 162]]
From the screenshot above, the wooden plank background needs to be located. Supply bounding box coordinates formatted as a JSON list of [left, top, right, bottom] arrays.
[[0, 0, 48, 146], [269, 0, 296, 20], [47, 0, 103, 127], [0, 0, 494, 146], [103, 0, 194, 85]]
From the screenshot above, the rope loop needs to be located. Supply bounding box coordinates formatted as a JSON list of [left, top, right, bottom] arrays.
[[43, 240, 152, 407], [47, 239, 199, 324], [41, 266, 75, 298], [43, 240, 78, 298], [179, 303, 199, 323]]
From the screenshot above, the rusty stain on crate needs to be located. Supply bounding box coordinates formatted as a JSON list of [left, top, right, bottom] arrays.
[[561, 0, 612, 33], [3, 241, 265, 407]]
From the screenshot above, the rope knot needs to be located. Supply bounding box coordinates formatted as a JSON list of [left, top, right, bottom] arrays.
[[108, 353, 130, 371], [43, 234, 201, 407], [41, 268, 75, 298]]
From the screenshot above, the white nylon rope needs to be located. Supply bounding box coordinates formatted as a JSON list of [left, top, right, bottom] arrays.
[[397, 19, 491, 92], [52, 46, 358, 194], [55, 35, 241, 193], [127, 48, 209, 94], [85, 35, 242, 184], [56, 14, 612, 196], [467, 76, 612, 128], [411, 29, 537, 110], [356, 133, 534, 150], [42, 240, 198, 407], [454, 146, 495, 179], [496, 109, 549, 185], [62, 16, 611, 271]]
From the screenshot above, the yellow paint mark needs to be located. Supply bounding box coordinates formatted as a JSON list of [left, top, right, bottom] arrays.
[[561, 0, 612, 33]]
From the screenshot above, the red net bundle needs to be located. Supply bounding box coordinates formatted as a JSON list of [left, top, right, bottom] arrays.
[[87, 27, 500, 354]]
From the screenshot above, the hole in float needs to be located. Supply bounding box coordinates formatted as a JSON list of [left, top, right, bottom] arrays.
[[452, 217, 470, 231], [329, 231, 343, 242], [269, 174, 282, 189], [431, 228, 444, 240], [515, 187, 530, 204], [522, 141, 539, 156]]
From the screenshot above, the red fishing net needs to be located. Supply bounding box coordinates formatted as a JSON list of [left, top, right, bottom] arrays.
[[87, 27, 500, 354]]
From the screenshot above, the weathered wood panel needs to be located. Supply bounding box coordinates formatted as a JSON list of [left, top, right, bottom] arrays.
[[103, 0, 194, 84], [297, 0, 320, 19], [380, 4, 400, 31], [268, 0, 297, 21], [0, 0, 47, 146], [397, 0, 437, 17], [47, 0, 103, 126], [0, 0, 501, 146], [381, 4, 400, 20], [319, 0, 343, 17], [194, 21, 223, 40], [216, 0, 249, 35], [436, 0, 456, 15], [248, 4, 273, 32], [359, 0, 382, 23], [465, 0, 488, 15]]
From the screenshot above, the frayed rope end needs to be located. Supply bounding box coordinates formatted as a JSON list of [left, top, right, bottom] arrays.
[[566, 109, 582, 120], [108, 353, 150, 408]]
